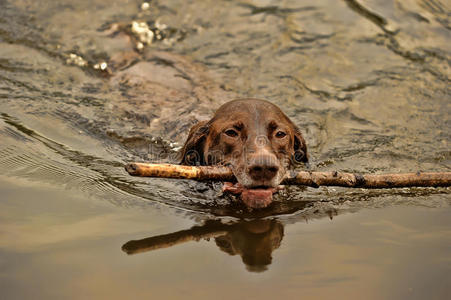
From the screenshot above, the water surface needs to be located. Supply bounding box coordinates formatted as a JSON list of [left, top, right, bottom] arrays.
[[0, 0, 450, 298]]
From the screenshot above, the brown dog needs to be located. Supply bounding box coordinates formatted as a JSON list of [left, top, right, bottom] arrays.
[[180, 99, 308, 209]]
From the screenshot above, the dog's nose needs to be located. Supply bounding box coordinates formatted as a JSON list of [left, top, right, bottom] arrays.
[[248, 156, 279, 182]]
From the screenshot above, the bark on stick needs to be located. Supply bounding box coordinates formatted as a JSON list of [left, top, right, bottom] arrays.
[[125, 162, 451, 188]]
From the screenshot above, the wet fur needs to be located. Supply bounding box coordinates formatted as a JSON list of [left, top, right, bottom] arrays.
[[180, 99, 308, 189]]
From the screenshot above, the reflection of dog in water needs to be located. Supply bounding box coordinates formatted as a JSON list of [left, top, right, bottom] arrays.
[[215, 220, 283, 272], [122, 219, 284, 272]]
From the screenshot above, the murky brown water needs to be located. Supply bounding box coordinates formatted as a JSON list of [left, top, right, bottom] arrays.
[[0, 0, 450, 298]]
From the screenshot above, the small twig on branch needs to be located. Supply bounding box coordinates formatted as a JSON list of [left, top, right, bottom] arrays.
[[125, 162, 451, 188]]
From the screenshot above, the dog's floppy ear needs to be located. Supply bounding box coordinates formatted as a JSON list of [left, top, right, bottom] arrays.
[[179, 120, 209, 165], [292, 126, 308, 164]]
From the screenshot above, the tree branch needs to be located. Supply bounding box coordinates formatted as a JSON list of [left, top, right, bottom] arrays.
[[125, 162, 451, 188]]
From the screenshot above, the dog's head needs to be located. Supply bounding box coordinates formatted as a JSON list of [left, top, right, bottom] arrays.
[[180, 99, 307, 208]]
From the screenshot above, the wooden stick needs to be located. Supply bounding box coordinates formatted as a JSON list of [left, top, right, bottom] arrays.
[[125, 162, 235, 181], [284, 171, 451, 188], [125, 162, 451, 188]]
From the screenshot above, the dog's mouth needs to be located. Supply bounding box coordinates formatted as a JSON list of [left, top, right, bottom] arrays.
[[222, 182, 280, 209]]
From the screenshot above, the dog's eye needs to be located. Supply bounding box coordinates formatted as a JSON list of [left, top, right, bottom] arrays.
[[224, 129, 238, 137], [275, 131, 286, 138]]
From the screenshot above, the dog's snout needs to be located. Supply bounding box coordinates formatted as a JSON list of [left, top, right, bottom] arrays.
[[248, 156, 279, 182]]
